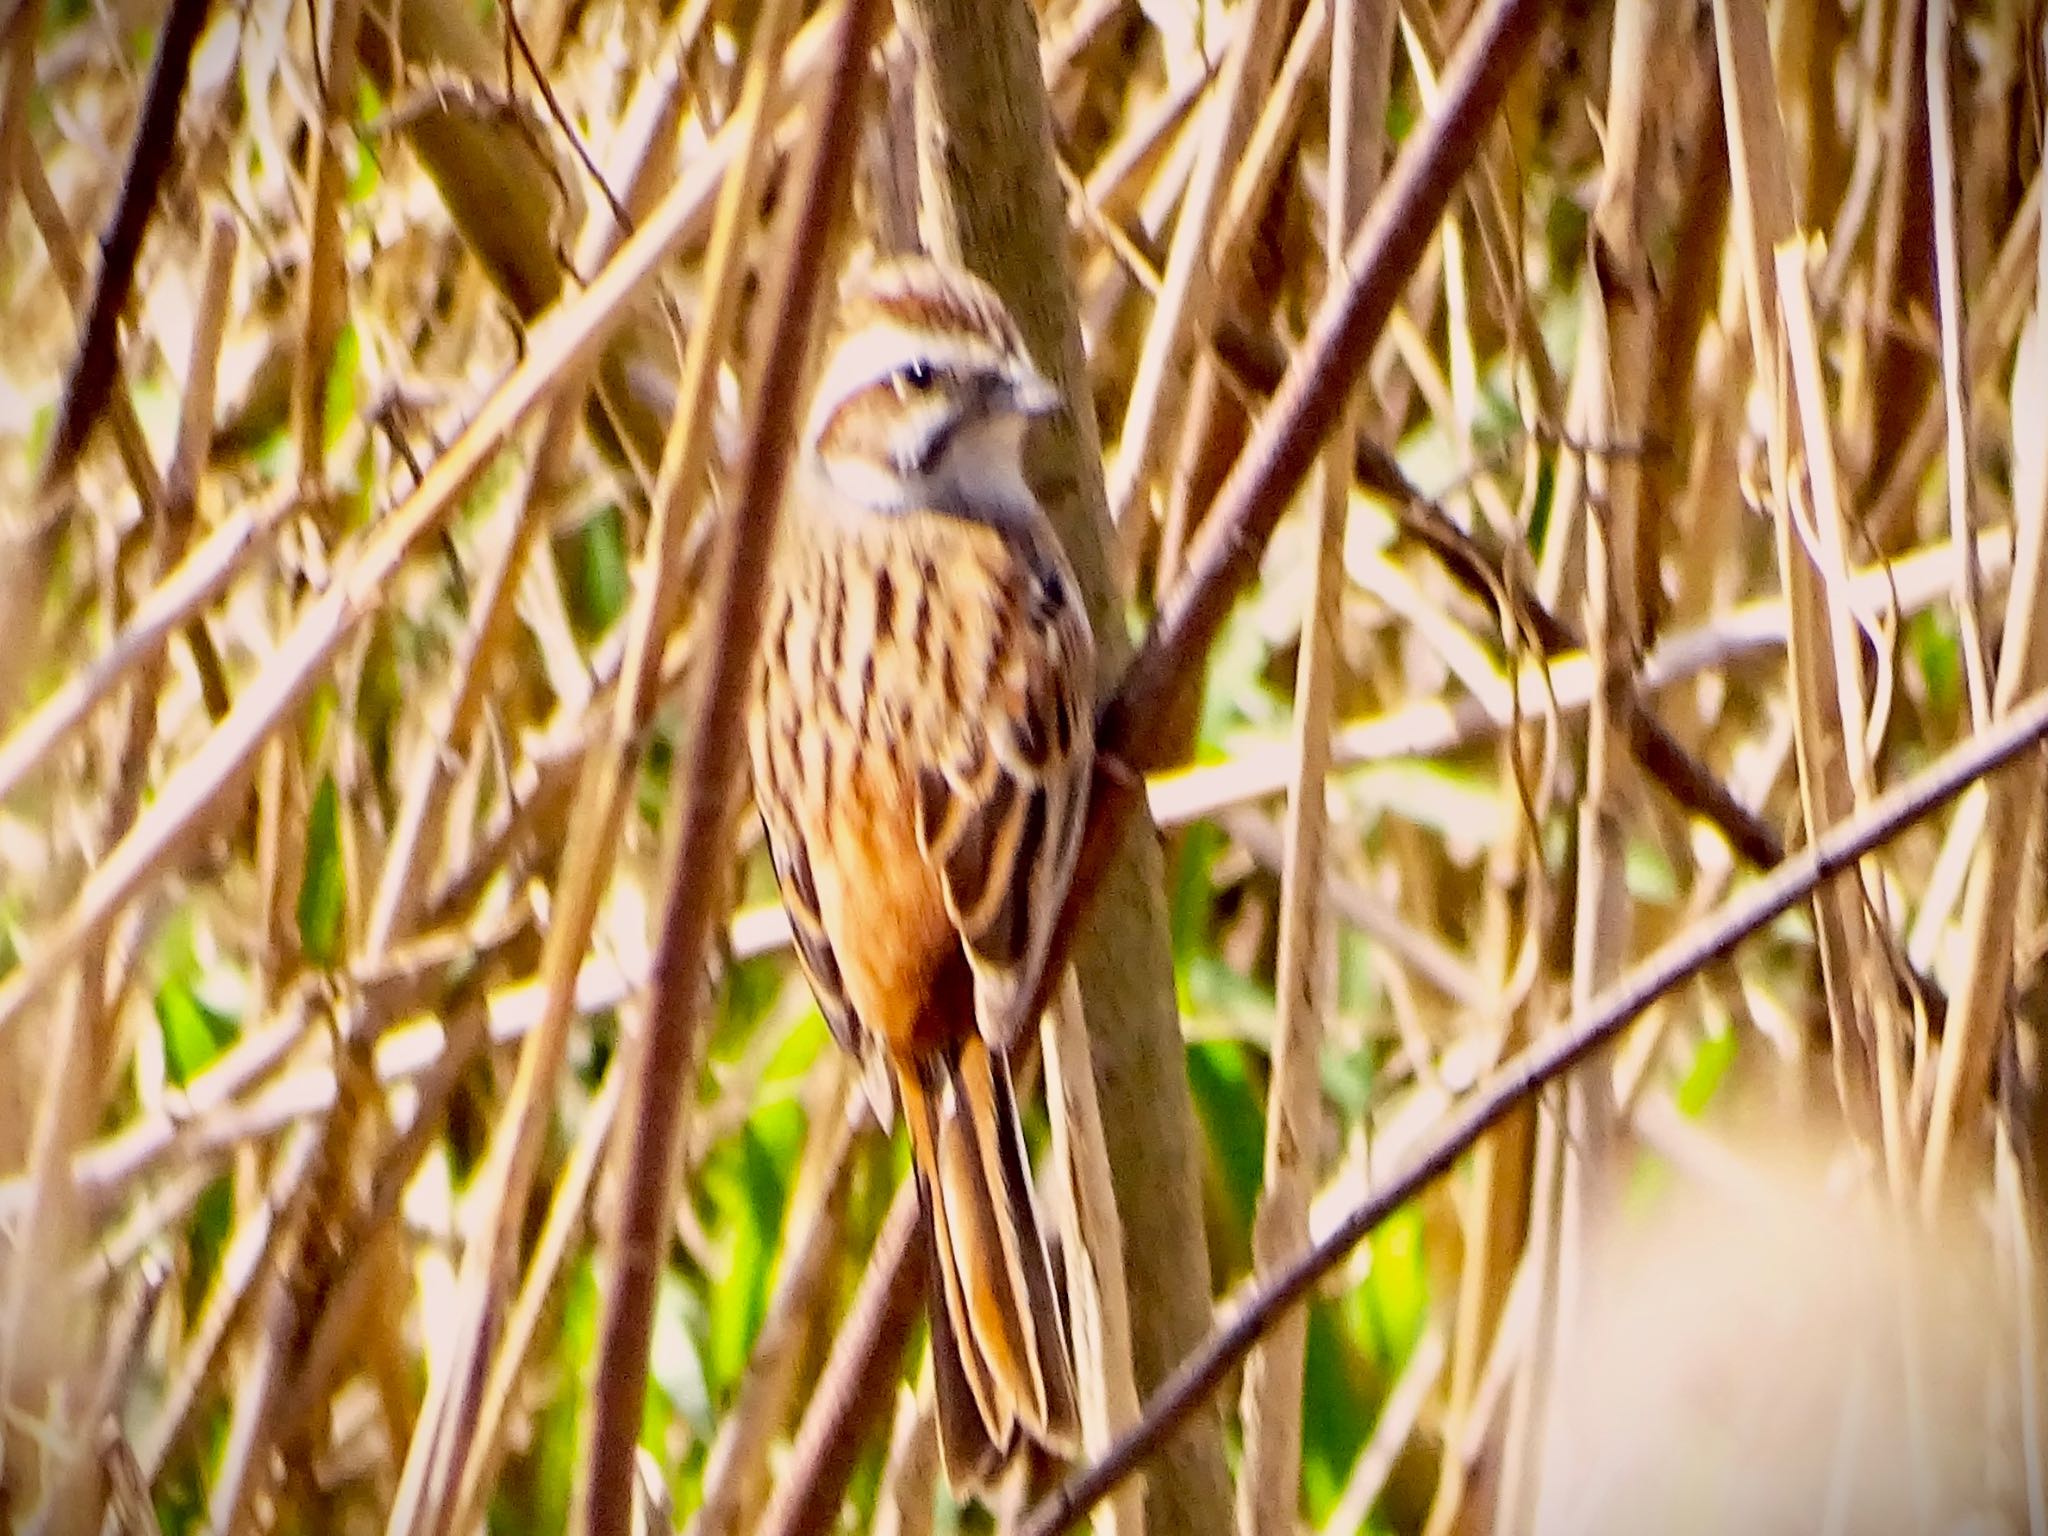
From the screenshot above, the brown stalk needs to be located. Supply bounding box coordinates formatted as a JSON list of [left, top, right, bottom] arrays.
[[1023, 680, 2048, 1536], [15, 146, 235, 720], [133, 1126, 326, 1480], [1712, 0, 1883, 1132], [30, 0, 206, 495], [1505, 13, 1669, 1530], [35, 1253, 166, 1536], [1856, 0, 1935, 515], [17, 151, 167, 522], [446, 1057, 623, 1535], [1154, 0, 1325, 591], [569, 0, 881, 1527], [382, 1, 813, 1522], [897, 0, 1236, 1524], [1924, 0, 1993, 728], [1777, 243, 1915, 1186], [1043, 966, 1146, 1536], [293, 0, 363, 496], [872, 1387, 940, 1536], [1920, 73, 2048, 1210], [0, 0, 41, 247], [265, 984, 502, 1458], [1235, 1, 1393, 1528], [1868, 171, 2041, 538], [0, 0, 41, 726], [1103, 0, 1298, 560]]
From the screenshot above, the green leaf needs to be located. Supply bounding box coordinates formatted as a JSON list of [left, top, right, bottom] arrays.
[[1909, 606, 1963, 723], [1675, 1014, 1738, 1118], [651, 1268, 714, 1441], [558, 504, 632, 638], [298, 774, 347, 966], [1302, 1300, 1374, 1520], [1347, 1200, 1429, 1366], [1624, 833, 1681, 905], [152, 914, 243, 1086], [700, 1107, 800, 1393], [1185, 1039, 1264, 1238], [322, 320, 361, 460], [155, 976, 234, 1085]]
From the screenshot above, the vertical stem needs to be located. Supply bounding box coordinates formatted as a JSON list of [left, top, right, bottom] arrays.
[[1235, 0, 1394, 1529], [893, 0, 1237, 1529]]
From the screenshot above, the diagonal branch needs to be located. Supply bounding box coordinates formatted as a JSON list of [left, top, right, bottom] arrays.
[[1035, 0, 1563, 1042]]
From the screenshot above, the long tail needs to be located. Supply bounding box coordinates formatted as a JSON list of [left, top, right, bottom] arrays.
[[898, 1034, 1079, 1491]]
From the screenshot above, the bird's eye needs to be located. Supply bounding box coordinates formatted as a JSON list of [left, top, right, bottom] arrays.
[[898, 360, 937, 392]]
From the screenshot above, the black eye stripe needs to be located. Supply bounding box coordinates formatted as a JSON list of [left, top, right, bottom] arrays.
[[905, 415, 960, 475]]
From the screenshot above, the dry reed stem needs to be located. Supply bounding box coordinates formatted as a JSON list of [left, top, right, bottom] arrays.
[[1777, 240, 1915, 1187], [872, 1387, 940, 1536], [688, 1070, 859, 1536], [292, 0, 361, 494], [17, 149, 167, 521], [1922, 106, 2048, 1210], [1104, 0, 1294, 555], [1712, 0, 1883, 1135], [1235, 0, 1391, 1526], [29, 0, 204, 500], [755, 1186, 927, 1536], [572, 0, 877, 1524], [1045, 967, 1146, 1536], [1922, 0, 1992, 730], [447, 1057, 622, 1535]]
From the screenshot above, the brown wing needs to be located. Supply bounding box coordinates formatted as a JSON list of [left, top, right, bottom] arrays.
[[749, 600, 897, 1122], [915, 547, 1095, 1051]]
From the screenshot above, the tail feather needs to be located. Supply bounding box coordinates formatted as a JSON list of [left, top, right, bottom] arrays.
[[897, 1039, 1078, 1492], [964, 1041, 1078, 1446]]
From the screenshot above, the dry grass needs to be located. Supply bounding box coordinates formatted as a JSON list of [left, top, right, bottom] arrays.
[[1, 0, 2045, 1531]]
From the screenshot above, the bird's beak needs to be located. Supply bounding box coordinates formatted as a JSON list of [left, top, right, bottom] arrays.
[[1006, 368, 1063, 419]]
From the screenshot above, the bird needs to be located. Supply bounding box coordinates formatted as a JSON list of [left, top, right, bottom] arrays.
[[748, 253, 1093, 1490]]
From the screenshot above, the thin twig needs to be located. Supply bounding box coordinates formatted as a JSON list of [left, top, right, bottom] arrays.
[[36, 0, 208, 486]]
